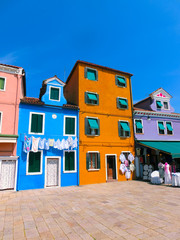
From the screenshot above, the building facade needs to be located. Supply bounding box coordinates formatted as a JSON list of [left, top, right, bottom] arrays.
[[64, 61, 135, 185], [0, 63, 26, 190], [134, 88, 180, 179], [17, 76, 79, 190]]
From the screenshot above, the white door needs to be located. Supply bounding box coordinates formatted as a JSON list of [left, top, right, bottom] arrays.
[[0, 160, 16, 190], [46, 158, 59, 187]]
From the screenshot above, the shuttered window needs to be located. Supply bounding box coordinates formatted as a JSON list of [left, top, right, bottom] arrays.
[[50, 87, 60, 100], [135, 120, 143, 134], [86, 152, 100, 170], [65, 151, 75, 171], [158, 121, 165, 135], [117, 98, 128, 109], [118, 121, 130, 137], [156, 101, 163, 109], [166, 122, 173, 135], [115, 76, 126, 87], [65, 117, 76, 135], [0, 77, 5, 90], [30, 113, 44, 134], [84, 67, 98, 81], [85, 92, 99, 105], [85, 118, 100, 136], [28, 151, 41, 173]]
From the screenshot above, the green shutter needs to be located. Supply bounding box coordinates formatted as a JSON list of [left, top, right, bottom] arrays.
[[86, 153, 90, 170], [28, 152, 41, 173], [158, 122, 165, 130], [166, 122, 173, 131], [65, 152, 75, 171], [65, 117, 75, 135], [88, 119, 99, 129], [135, 120, 143, 129], [97, 153, 100, 169], [87, 69, 96, 80], [31, 114, 43, 133], [50, 87, 60, 100], [0, 78, 5, 90]]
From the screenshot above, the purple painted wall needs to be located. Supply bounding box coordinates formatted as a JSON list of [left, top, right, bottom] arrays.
[[150, 99, 174, 113], [134, 115, 180, 141]]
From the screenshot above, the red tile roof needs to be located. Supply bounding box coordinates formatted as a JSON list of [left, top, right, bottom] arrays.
[[21, 97, 44, 105], [62, 104, 79, 110]]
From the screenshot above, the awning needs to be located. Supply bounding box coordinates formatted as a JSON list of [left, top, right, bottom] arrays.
[[135, 120, 143, 129], [156, 101, 163, 107], [158, 122, 165, 130], [166, 122, 173, 131], [120, 122, 130, 131], [139, 141, 180, 158], [117, 77, 126, 85], [88, 119, 99, 129], [119, 99, 127, 106], [87, 93, 97, 101]]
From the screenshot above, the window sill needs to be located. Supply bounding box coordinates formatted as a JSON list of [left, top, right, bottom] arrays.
[[88, 169, 100, 172], [26, 172, 42, 175], [63, 170, 77, 173]]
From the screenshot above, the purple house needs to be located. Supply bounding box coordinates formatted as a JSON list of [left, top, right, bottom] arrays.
[[133, 88, 180, 179]]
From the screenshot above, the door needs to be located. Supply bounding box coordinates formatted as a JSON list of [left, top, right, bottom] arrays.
[[107, 155, 116, 180], [0, 160, 16, 190], [46, 158, 59, 187]]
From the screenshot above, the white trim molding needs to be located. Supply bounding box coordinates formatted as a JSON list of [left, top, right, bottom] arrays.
[[28, 112, 45, 135], [63, 150, 77, 173], [63, 115, 77, 137], [105, 154, 118, 181], [134, 110, 180, 119], [0, 76, 6, 91], [49, 86, 61, 102], [45, 156, 61, 188], [26, 150, 43, 175], [0, 65, 23, 75]]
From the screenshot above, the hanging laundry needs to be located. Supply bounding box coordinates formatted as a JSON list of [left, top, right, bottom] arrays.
[[128, 153, 135, 163], [120, 164, 127, 174], [23, 135, 31, 153], [67, 136, 73, 147], [130, 163, 135, 172], [125, 170, 131, 180], [49, 139, 54, 147], [72, 137, 78, 149], [53, 139, 58, 149], [120, 153, 126, 163], [64, 140, 69, 149], [39, 138, 45, 150], [31, 137, 40, 152], [44, 139, 49, 150], [61, 139, 66, 149]]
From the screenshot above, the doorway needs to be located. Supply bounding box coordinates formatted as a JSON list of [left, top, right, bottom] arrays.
[[45, 157, 60, 187], [0, 160, 16, 190], [106, 155, 117, 181]]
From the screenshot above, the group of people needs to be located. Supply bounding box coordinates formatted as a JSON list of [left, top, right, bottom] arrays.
[[158, 161, 176, 184]]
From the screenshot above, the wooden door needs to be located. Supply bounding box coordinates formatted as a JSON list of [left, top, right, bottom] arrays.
[[0, 160, 16, 190], [46, 158, 59, 187]]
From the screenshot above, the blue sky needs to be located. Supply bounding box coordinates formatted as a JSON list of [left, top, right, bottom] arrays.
[[1, 0, 180, 111]]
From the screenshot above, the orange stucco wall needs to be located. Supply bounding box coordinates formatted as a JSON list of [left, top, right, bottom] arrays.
[[65, 62, 135, 185]]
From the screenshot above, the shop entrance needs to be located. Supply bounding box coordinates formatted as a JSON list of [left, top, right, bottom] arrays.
[[106, 155, 117, 181]]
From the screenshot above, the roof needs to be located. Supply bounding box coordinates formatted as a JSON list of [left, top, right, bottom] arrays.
[[134, 107, 180, 116], [0, 63, 23, 69], [66, 60, 133, 84], [62, 104, 79, 110], [43, 75, 65, 86], [133, 97, 151, 107], [21, 97, 44, 105], [150, 87, 172, 98]]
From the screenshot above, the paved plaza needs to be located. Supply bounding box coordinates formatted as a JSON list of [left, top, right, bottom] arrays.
[[0, 181, 180, 240]]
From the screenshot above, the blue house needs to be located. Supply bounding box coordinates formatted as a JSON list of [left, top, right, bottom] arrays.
[[16, 76, 79, 190]]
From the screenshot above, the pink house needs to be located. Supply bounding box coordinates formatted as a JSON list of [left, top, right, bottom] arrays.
[[0, 63, 26, 190]]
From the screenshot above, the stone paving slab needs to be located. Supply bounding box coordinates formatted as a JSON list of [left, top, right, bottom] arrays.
[[0, 181, 180, 239]]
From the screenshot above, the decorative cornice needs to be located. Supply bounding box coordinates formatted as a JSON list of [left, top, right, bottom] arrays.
[[0, 65, 23, 75], [134, 110, 180, 119]]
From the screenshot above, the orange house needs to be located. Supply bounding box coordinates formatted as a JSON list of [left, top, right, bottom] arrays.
[[64, 61, 135, 185]]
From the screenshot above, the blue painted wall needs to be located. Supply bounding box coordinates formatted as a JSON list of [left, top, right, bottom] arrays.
[[16, 79, 79, 191]]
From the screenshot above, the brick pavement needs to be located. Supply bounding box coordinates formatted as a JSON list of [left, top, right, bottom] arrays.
[[0, 181, 180, 240]]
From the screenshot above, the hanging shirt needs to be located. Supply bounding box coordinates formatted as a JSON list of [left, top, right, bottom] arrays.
[[23, 135, 31, 153], [61, 139, 66, 150], [67, 136, 73, 147], [72, 137, 78, 149], [39, 138, 45, 150], [53, 139, 58, 149], [44, 139, 49, 150], [31, 137, 40, 152], [64, 140, 69, 149]]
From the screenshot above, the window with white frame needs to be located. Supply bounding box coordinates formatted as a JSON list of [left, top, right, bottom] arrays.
[[64, 151, 76, 172], [49, 86, 60, 101], [27, 151, 42, 174], [64, 116, 76, 136], [135, 119, 143, 134], [0, 77, 5, 91], [163, 102, 169, 110], [85, 117, 100, 136], [115, 75, 127, 88], [29, 112, 44, 134], [118, 121, 130, 137], [86, 152, 100, 170], [158, 121, 165, 135], [85, 92, 99, 105], [156, 100, 163, 109], [117, 97, 128, 109], [166, 122, 173, 135]]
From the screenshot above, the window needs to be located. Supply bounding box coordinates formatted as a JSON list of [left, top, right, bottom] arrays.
[[118, 121, 130, 137], [158, 121, 165, 134], [64, 151, 76, 172], [27, 151, 42, 174], [29, 113, 44, 134], [0, 77, 5, 91], [85, 117, 100, 136], [85, 92, 99, 105], [166, 122, 173, 135], [86, 152, 100, 170], [84, 67, 98, 81], [135, 119, 143, 134], [117, 97, 128, 109], [163, 102, 169, 110], [156, 100, 163, 109], [115, 75, 126, 87], [50, 86, 60, 101], [64, 116, 76, 136]]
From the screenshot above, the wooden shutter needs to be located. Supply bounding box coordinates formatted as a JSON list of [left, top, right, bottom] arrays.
[[66, 117, 75, 135], [85, 118, 90, 135], [118, 121, 121, 137], [37, 115, 43, 133], [97, 153, 100, 169], [84, 67, 87, 78], [28, 152, 41, 173], [85, 92, 88, 104], [97, 119, 100, 135], [97, 94, 99, 105], [116, 98, 120, 109], [86, 153, 90, 170]]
